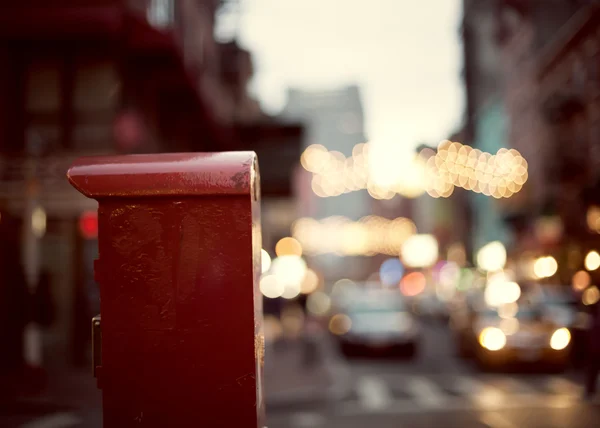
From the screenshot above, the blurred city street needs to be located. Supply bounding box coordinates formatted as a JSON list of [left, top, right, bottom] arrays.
[[3, 320, 599, 428], [266, 322, 600, 428], [3, 0, 600, 427]]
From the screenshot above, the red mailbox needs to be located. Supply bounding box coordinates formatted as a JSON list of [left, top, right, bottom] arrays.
[[68, 152, 264, 427]]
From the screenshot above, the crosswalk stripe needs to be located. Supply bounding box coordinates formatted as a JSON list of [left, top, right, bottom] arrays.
[[405, 376, 446, 408], [356, 376, 392, 410], [454, 377, 507, 409]]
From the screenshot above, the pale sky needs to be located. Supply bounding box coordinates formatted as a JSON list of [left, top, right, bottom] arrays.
[[218, 0, 463, 153]]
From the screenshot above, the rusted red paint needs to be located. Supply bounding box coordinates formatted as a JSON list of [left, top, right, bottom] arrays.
[[68, 152, 264, 428]]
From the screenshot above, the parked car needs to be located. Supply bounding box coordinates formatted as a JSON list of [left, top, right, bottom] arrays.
[[331, 289, 420, 358]]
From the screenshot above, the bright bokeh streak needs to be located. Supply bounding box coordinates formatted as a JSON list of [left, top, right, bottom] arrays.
[[329, 314, 352, 336], [550, 328, 571, 350], [479, 327, 506, 351], [260, 275, 284, 298], [31, 206, 47, 238], [300, 268, 319, 294], [292, 215, 416, 256], [583, 286, 600, 305], [400, 272, 426, 297], [275, 237, 303, 257], [307, 291, 331, 316], [585, 251, 600, 271], [303, 141, 527, 200], [533, 256, 558, 278], [379, 258, 405, 287], [476, 241, 506, 272], [261, 249, 272, 274], [401, 234, 438, 268], [572, 270, 591, 292]]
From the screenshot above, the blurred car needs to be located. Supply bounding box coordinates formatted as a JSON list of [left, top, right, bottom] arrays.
[[331, 289, 420, 358], [470, 304, 571, 370], [535, 286, 590, 367]]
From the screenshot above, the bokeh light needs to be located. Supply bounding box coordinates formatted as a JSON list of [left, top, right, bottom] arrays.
[[400, 272, 426, 296], [261, 249, 272, 274], [587, 206, 600, 233], [485, 279, 521, 306], [479, 327, 506, 351], [499, 318, 519, 335], [498, 302, 518, 319], [533, 256, 558, 279], [260, 275, 283, 298], [585, 250, 600, 271], [329, 314, 352, 335], [379, 258, 405, 287], [301, 140, 527, 200], [583, 286, 600, 305], [572, 270, 591, 292], [550, 328, 571, 350], [32, 206, 47, 238], [476, 241, 507, 272], [300, 268, 320, 294], [307, 291, 331, 316], [293, 215, 416, 256], [275, 237, 303, 257], [401, 234, 438, 268]]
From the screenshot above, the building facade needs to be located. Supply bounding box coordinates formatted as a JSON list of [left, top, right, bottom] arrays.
[[0, 0, 302, 373]]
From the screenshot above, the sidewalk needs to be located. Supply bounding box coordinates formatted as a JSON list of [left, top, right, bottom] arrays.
[[0, 332, 350, 426], [264, 332, 351, 409], [0, 364, 102, 428]]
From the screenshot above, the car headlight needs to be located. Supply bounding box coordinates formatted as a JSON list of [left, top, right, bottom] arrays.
[[479, 327, 506, 351], [550, 327, 571, 350]]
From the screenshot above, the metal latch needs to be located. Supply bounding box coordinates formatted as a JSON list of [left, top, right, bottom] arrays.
[[92, 315, 102, 378]]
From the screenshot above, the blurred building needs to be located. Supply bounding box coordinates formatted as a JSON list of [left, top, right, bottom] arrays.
[[461, 0, 514, 255], [281, 85, 371, 282], [463, 0, 600, 282], [0, 0, 301, 370]]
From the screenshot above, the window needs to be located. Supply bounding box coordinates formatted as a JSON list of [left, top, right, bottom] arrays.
[[147, 0, 174, 28]]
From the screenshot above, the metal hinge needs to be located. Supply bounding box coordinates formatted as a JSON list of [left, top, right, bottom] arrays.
[[92, 314, 102, 378]]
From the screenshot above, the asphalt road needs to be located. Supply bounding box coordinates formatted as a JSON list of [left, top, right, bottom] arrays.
[[266, 320, 600, 428]]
